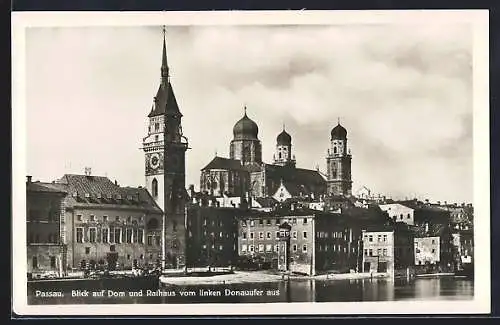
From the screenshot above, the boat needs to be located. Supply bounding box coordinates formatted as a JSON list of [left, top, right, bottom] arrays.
[[27, 271, 160, 293]]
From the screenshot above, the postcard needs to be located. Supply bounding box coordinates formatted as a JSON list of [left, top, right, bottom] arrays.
[[12, 9, 490, 315]]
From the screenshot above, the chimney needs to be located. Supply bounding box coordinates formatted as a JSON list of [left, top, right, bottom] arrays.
[[114, 180, 118, 186], [26, 175, 32, 183]]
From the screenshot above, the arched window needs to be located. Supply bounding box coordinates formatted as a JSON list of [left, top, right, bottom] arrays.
[[278, 152, 282, 159], [152, 178, 158, 197], [334, 147, 337, 154], [147, 218, 159, 230]]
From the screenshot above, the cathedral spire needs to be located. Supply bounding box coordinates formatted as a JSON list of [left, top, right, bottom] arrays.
[[161, 25, 169, 83]]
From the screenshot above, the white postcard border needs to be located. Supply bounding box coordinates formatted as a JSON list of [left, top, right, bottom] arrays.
[[12, 9, 491, 316]]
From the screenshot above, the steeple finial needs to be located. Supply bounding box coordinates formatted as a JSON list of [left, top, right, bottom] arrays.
[[338, 117, 340, 125], [161, 25, 169, 81], [282, 122, 285, 131], [244, 105, 247, 116]]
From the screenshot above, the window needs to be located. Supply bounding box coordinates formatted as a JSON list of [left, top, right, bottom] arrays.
[[259, 219, 264, 226], [103, 215, 108, 222], [241, 244, 247, 252], [292, 231, 297, 239], [133, 228, 139, 243], [432, 239, 436, 245], [90, 215, 96, 222], [114, 228, 121, 244], [407, 213, 411, 219], [77, 215, 82, 222], [369, 235, 373, 242], [32, 256, 38, 269], [383, 235, 387, 242], [258, 244, 264, 252], [266, 232, 271, 239], [155, 235, 161, 246], [85, 247, 90, 254], [109, 227, 115, 243], [383, 249, 387, 256], [377, 235, 382, 242], [250, 220, 255, 227], [303, 218, 308, 224], [76, 228, 84, 243], [400, 214, 403, 220], [431, 249, 436, 253], [219, 245, 223, 251], [369, 249, 373, 256], [127, 254, 131, 260], [303, 231, 307, 239], [249, 245, 254, 252], [292, 244, 297, 252], [275, 244, 279, 252], [110, 245, 115, 252], [243, 232, 247, 239], [152, 178, 158, 197], [50, 256, 56, 268], [89, 228, 97, 243], [292, 218, 297, 224], [275, 219, 280, 225], [115, 216, 120, 222], [275, 231, 280, 239], [250, 232, 254, 239], [302, 244, 307, 252], [242, 220, 247, 227], [377, 248, 382, 256], [102, 228, 109, 243], [266, 219, 271, 225], [266, 244, 272, 252]]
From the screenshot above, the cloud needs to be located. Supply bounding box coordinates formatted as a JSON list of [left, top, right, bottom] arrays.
[[25, 22, 473, 203]]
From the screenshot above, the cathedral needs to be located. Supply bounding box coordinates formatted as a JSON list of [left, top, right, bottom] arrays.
[[139, 29, 354, 270], [200, 108, 353, 201]]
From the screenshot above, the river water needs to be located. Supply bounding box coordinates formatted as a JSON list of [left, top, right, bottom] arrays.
[[28, 277, 473, 305]]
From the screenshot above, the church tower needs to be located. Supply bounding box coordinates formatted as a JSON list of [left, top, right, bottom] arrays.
[[326, 121, 352, 196], [273, 125, 296, 167], [229, 106, 262, 166], [142, 27, 189, 269]]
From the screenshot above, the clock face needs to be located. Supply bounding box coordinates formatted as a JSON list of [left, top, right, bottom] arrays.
[[150, 153, 160, 169]]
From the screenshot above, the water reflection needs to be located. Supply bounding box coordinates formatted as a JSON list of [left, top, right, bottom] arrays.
[[28, 277, 473, 305]]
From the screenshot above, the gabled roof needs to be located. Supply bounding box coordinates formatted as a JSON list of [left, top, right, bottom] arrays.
[[54, 174, 162, 213], [26, 181, 67, 195], [254, 197, 278, 208], [148, 82, 181, 117], [201, 156, 244, 171], [263, 164, 326, 196]]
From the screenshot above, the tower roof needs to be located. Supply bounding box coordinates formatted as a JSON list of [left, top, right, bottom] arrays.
[[331, 122, 347, 140], [277, 125, 292, 145], [148, 27, 180, 118], [233, 107, 259, 140]]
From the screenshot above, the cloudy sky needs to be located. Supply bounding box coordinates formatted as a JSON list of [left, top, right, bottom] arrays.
[[25, 22, 473, 203]]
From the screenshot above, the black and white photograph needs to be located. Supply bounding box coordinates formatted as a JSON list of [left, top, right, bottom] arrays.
[[12, 10, 490, 315]]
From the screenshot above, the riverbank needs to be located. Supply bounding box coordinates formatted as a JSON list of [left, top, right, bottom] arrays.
[[159, 270, 389, 286]]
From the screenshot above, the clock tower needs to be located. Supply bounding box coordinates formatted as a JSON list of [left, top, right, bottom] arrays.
[[143, 27, 189, 269]]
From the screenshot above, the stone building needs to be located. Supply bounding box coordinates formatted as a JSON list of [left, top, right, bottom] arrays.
[[326, 122, 352, 197], [236, 203, 390, 275], [185, 204, 239, 268], [41, 173, 163, 271], [26, 177, 67, 276], [142, 28, 190, 269], [200, 110, 327, 200], [361, 224, 414, 276]]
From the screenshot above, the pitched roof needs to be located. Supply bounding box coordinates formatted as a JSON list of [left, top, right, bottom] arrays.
[[254, 197, 278, 208], [201, 157, 244, 171], [26, 182, 67, 195], [263, 164, 326, 196], [55, 174, 162, 213], [148, 82, 181, 117]]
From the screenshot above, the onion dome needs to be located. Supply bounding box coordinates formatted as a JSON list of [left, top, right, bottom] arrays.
[[277, 127, 292, 145], [233, 107, 259, 140], [331, 123, 347, 140]]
